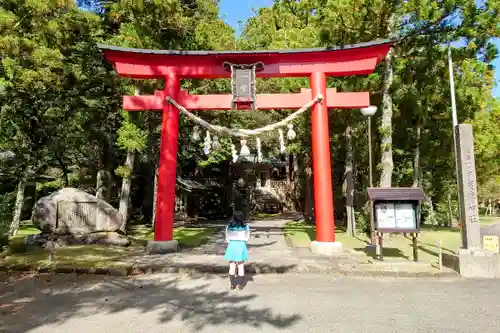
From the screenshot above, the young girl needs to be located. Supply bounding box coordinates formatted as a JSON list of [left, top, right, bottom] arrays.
[[224, 212, 250, 290]]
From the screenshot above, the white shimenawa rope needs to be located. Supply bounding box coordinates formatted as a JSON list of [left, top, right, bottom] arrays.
[[166, 94, 323, 138]]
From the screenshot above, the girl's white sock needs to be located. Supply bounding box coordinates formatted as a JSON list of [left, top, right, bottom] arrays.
[[237, 263, 245, 276], [229, 262, 237, 275]]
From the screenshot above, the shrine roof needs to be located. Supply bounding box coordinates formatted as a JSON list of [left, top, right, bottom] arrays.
[[97, 39, 391, 57], [367, 187, 429, 202], [176, 177, 221, 191], [98, 39, 393, 79]]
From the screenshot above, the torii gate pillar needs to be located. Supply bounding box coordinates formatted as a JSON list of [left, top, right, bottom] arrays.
[[155, 74, 180, 243], [310, 72, 336, 247]]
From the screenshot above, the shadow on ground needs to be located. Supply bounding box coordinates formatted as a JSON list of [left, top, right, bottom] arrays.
[[354, 247, 411, 260], [0, 272, 301, 332], [248, 213, 302, 221]]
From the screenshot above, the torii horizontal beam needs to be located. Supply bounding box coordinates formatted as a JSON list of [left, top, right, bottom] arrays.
[[98, 40, 392, 79], [123, 88, 369, 111], [109, 58, 378, 79]]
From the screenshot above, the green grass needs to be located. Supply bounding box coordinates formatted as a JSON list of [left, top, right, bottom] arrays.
[[480, 216, 500, 225], [252, 212, 281, 219], [1, 222, 215, 270], [285, 221, 462, 264], [128, 225, 214, 247], [15, 222, 39, 238], [0, 244, 138, 269]]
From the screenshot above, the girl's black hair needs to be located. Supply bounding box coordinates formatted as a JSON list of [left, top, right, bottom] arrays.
[[228, 212, 246, 228]]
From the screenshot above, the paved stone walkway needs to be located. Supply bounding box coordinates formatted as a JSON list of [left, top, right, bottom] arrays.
[[1, 272, 499, 333], [122, 215, 454, 276], [129, 215, 361, 274]]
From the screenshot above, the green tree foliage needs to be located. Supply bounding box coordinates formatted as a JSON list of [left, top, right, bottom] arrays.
[[0, 0, 124, 184], [472, 98, 500, 201]]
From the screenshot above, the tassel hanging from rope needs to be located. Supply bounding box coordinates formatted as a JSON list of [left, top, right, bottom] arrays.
[[240, 139, 250, 156], [231, 143, 238, 163], [278, 129, 285, 154], [192, 125, 200, 141], [287, 123, 296, 140], [203, 131, 212, 155], [256, 137, 263, 162], [212, 136, 221, 150]]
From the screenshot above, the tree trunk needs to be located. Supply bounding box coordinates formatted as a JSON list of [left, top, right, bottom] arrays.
[[9, 178, 26, 237], [118, 150, 135, 232], [344, 118, 356, 235], [151, 167, 159, 228], [426, 199, 437, 225], [447, 192, 454, 227], [379, 14, 395, 188], [118, 86, 140, 232], [408, 124, 422, 235], [292, 154, 300, 210], [96, 170, 111, 202], [96, 135, 113, 202], [412, 124, 421, 187], [304, 155, 314, 223], [56, 156, 69, 187], [487, 199, 493, 216], [284, 151, 292, 210]]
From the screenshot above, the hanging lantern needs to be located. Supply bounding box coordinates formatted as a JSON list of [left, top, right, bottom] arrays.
[[231, 144, 239, 163], [192, 125, 200, 141], [224, 61, 263, 110], [287, 123, 296, 140], [212, 136, 221, 150], [240, 139, 250, 156], [256, 137, 263, 163], [278, 129, 285, 154]]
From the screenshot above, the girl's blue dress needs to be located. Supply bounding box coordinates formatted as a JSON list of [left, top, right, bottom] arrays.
[[224, 226, 249, 262]]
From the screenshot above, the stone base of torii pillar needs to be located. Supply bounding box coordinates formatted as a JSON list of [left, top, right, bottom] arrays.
[[310, 241, 343, 256], [147, 240, 179, 254]]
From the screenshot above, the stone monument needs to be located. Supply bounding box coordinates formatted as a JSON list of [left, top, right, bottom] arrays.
[[29, 188, 129, 247], [455, 124, 500, 278], [455, 124, 481, 249]]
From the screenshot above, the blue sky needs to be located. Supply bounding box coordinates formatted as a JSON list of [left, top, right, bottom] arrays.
[[218, 0, 499, 97], [219, 0, 272, 36]]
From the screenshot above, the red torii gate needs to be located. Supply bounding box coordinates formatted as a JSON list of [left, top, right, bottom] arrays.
[[99, 40, 392, 254]]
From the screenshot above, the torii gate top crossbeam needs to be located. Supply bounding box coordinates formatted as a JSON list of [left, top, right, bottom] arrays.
[[98, 39, 392, 79]]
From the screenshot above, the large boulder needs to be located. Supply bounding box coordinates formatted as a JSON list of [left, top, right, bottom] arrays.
[[32, 188, 124, 234]]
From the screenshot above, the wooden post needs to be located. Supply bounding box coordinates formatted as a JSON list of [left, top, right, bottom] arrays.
[[438, 239, 443, 271], [378, 232, 384, 261], [412, 233, 419, 262]]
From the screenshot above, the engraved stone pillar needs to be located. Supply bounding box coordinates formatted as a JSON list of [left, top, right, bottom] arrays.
[[456, 124, 481, 249]]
